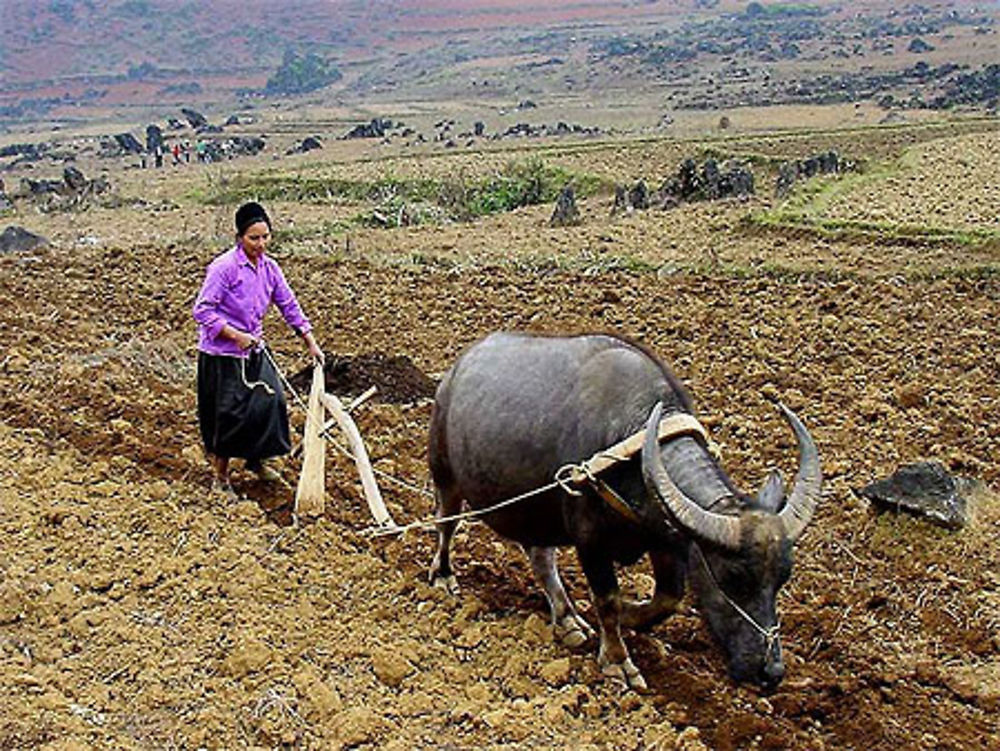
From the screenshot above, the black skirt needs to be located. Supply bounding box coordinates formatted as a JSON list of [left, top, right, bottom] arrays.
[[197, 349, 291, 462]]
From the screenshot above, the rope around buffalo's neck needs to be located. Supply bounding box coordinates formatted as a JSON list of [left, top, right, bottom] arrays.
[[691, 540, 780, 654]]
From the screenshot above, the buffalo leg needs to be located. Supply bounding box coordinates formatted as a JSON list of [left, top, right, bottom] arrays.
[[577, 547, 647, 690], [620, 550, 685, 631], [527, 546, 594, 648], [428, 485, 462, 594]]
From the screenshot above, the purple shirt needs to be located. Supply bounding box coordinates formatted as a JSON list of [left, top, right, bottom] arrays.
[[193, 245, 311, 357]]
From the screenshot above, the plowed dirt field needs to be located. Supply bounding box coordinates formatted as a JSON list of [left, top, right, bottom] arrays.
[[1, 118, 998, 750]]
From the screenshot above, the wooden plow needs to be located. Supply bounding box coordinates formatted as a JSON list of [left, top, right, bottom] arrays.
[[294, 364, 395, 528]]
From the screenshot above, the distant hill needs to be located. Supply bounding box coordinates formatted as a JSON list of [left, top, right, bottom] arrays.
[[0, 0, 996, 124]]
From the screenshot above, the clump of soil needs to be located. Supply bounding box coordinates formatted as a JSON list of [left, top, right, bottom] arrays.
[[288, 352, 437, 404]]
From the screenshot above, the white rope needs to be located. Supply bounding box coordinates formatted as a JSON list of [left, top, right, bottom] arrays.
[[256, 345, 610, 540], [363, 479, 562, 538], [240, 352, 275, 394]]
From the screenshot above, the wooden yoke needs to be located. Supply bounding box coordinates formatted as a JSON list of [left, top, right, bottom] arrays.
[[294, 363, 327, 518]]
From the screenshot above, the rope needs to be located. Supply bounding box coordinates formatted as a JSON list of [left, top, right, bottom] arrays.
[[257, 344, 638, 539], [692, 541, 780, 654], [363, 480, 562, 537], [240, 351, 275, 394]]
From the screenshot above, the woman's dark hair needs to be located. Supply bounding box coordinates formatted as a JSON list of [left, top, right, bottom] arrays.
[[235, 201, 271, 236]]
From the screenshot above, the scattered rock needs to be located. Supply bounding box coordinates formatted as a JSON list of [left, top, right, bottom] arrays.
[[854, 461, 973, 529], [549, 184, 581, 227], [181, 107, 209, 129], [0, 225, 48, 253], [286, 136, 322, 155]]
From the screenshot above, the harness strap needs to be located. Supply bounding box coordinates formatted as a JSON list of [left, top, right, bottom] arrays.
[[568, 412, 709, 486]]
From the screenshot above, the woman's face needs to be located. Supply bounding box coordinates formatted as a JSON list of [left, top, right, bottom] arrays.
[[239, 220, 271, 258]]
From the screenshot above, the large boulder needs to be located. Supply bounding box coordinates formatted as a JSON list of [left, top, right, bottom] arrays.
[[145, 124, 165, 153]]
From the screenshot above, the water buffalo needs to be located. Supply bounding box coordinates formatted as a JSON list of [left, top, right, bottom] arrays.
[[428, 332, 821, 689]]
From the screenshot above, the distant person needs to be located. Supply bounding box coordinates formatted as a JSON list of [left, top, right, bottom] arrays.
[[172, 143, 181, 165], [154, 144, 163, 168], [192, 201, 325, 497]]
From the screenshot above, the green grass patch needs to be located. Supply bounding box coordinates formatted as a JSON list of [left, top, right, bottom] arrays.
[[190, 158, 609, 228]]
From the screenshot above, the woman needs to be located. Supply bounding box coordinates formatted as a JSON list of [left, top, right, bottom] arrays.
[[193, 201, 324, 495]]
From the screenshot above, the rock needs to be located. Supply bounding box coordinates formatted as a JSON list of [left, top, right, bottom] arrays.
[[854, 461, 972, 529], [629, 180, 649, 210], [286, 136, 323, 155], [612, 184, 630, 215], [344, 118, 394, 139], [0, 225, 48, 253], [113, 133, 144, 154], [181, 107, 209, 129], [145, 124, 165, 154], [550, 184, 580, 227], [63, 166, 87, 192]]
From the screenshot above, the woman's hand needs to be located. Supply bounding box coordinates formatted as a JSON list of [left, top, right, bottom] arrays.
[[221, 324, 258, 351], [303, 331, 325, 366], [236, 331, 258, 350]]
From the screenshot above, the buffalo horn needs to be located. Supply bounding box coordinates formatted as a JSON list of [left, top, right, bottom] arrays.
[[641, 402, 742, 551], [773, 401, 822, 541]]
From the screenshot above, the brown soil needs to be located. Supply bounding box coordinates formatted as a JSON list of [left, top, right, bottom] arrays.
[[1, 118, 998, 750]]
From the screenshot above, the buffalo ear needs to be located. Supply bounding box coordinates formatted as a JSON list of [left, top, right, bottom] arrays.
[[757, 470, 785, 513]]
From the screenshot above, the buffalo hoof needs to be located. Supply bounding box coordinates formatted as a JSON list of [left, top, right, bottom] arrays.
[[556, 614, 594, 648], [601, 658, 647, 691], [430, 573, 460, 595]]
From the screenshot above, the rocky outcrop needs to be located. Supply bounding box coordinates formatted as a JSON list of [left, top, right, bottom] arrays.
[[658, 158, 754, 206], [344, 119, 395, 139]]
